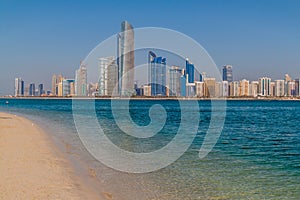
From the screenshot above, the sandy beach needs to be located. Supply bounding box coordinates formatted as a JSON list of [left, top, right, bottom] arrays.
[[0, 112, 101, 200]]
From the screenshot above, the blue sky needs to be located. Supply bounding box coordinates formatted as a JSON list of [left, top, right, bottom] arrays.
[[0, 0, 300, 95]]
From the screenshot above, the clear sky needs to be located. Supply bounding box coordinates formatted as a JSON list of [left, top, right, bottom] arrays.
[[1, 0, 300, 95]]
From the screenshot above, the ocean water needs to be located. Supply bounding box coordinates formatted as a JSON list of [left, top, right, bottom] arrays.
[[0, 99, 299, 200]]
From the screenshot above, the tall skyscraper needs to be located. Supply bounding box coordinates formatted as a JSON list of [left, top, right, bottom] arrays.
[[148, 51, 166, 96], [62, 79, 75, 97], [117, 21, 135, 96], [295, 79, 299, 96], [250, 81, 259, 97], [38, 84, 44, 96], [186, 58, 194, 83], [229, 81, 239, 97], [180, 69, 187, 97], [195, 81, 204, 97], [98, 57, 118, 96], [274, 80, 285, 97], [168, 66, 181, 96], [14, 78, 24, 97], [287, 81, 296, 97], [222, 65, 233, 82], [239, 79, 250, 96], [75, 62, 88, 96], [221, 81, 229, 97], [204, 78, 216, 97], [258, 77, 271, 96], [57, 82, 63, 97], [29, 83, 35, 96], [51, 74, 57, 95]]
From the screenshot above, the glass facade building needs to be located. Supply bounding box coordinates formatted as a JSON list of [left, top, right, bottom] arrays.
[[186, 59, 194, 83], [117, 21, 135, 96], [62, 79, 75, 97], [148, 51, 166, 96], [98, 57, 118, 96], [38, 84, 44, 96], [75, 62, 87, 96], [222, 65, 233, 82], [168, 66, 182, 96], [258, 77, 271, 96], [14, 78, 24, 97], [29, 83, 35, 96]]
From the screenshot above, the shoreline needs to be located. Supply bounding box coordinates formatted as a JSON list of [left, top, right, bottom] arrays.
[[2, 96, 300, 101], [0, 112, 101, 199]]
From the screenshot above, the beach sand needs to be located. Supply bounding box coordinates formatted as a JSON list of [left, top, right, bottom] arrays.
[[0, 112, 101, 200]]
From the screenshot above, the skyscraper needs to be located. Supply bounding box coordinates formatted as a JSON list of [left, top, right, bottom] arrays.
[[38, 84, 44, 96], [186, 58, 194, 83], [98, 57, 118, 96], [275, 80, 285, 97], [258, 77, 271, 96], [295, 79, 299, 96], [287, 81, 296, 97], [221, 81, 229, 97], [195, 81, 204, 97], [75, 62, 88, 96], [148, 51, 166, 96], [117, 21, 134, 96], [29, 83, 35, 96], [250, 81, 259, 97], [62, 79, 75, 97], [239, 79, 250, 96], [168, 66, 181, 96], [51, 74, 57, 95], [204, 78, 216, 97], [180, 69, 187, 97], [14, 78, 24, 97], [229, 81, 239, 97], [222, 65, 233, 82]]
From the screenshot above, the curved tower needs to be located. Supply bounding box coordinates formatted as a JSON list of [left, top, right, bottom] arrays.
[[117, 21, 135, 96]]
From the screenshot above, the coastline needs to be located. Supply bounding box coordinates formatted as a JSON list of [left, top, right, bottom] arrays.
[[2, 96, 300, 101], [0, 112, 101, 200]]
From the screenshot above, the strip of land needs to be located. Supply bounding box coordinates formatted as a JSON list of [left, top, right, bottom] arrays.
[[0, 112, 100, 200], [2, 96, 300, 100]]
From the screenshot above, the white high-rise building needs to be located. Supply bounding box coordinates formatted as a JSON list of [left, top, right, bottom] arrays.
[[270, 82, 275, 96], [195, 81, 204, 97], [75, 62, 88, 97], [15, 78, 24, 97], [168, 66, 181, 97], [221, 81, 229, 97], [229, 81, 239, 97], [287, 81, 296, 97], [98, 57, 118, 96], [258, 77, 271, 96], [275, 80, 285, 97], [239, 79, 250, 96], [214, 82, 222, 97], [250, 81, 259, 97]]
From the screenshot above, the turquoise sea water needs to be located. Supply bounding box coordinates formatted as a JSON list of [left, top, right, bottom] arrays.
[[0, 99, 299, 200]]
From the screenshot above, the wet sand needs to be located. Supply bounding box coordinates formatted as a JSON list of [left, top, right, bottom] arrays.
[[0, 112, 101, 200]]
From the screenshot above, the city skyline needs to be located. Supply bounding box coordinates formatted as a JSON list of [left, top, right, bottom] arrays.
[[8, 15, 300, 99], [8, 20, 300, 98], [11, 60, 300, 98], [1, 0, 300, 96]]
